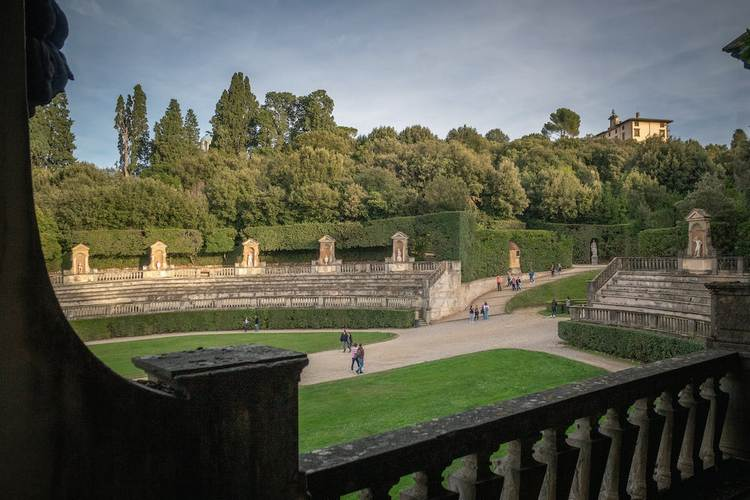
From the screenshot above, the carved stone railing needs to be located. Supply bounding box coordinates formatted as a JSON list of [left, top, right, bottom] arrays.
[[570, 305, 710, 338], [48, 272, 64, 285], [414, 261, 440, 272], [587, 258, 622, 304], [95, 269, 145, 282], [299, 350, 741, 499], [717, 256, 747, 274], [62, 294, 424, 320]]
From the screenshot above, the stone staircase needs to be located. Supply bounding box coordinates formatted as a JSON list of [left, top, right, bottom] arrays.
[[594, 271, 746, 320]]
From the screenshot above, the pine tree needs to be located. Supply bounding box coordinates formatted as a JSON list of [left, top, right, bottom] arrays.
[[184, 108, 200, 148], [29, 93, 76, 169], [152, 99, 189, 166], [129, 84, 150, 174], [210, 72, 260, 154]]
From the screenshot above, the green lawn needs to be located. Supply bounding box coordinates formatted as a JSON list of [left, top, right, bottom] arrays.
[[505, 270, 599, 313], [88, 331, 395, 379], [299, 348, 604, 453]]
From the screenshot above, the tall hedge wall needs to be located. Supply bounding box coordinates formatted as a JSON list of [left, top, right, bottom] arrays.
[[637, 225, 686, 257], [462, 229, 573, 282], [526, 221, 636, 264], [69, 228, 203, 256]]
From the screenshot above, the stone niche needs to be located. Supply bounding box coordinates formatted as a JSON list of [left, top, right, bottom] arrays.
[[313, 235, 341, 273], [236, 238, 264, 275], [63, 243, 95, 283], [682, 208, 716, 274], [386, 231, 414, 271], [508, 241, 521, 274], [148, 241, 168, 272]]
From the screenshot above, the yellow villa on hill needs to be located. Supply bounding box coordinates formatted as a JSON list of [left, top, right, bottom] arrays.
[[596, 109, 672, 141]]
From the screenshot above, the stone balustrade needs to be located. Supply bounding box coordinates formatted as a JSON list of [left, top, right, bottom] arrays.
[[570, 305, 711, 338], [299, 350, 742, 499], [63, 294, 424, 320]]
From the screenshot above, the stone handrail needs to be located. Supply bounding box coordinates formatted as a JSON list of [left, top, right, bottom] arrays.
[[300, 350, 741, 499], [570, 305, 711, 338], [414, 261, 439, 272], [62, 294, 423, 320], [587, 257, 622, 303], [717, 256, 747, 274]]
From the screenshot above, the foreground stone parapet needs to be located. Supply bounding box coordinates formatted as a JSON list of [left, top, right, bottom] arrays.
[[135, 345, 309, 499]]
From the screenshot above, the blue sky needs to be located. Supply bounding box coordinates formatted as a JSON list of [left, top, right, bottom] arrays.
[[60, 0, 750, 167]]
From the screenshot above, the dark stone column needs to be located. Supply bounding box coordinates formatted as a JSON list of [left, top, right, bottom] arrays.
[[705, 282, 750, 461], [134, 345, 309, 500]]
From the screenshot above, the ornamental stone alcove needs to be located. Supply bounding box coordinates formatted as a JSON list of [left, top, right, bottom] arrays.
[[71, 243, 90, 275], [236, 238, 264, 275], [313, 235, 341, 273], [149, 241, 168, 271], [681, 208, 716, 274], [387, 232, 414, 271], [508, 241, 521, 274]]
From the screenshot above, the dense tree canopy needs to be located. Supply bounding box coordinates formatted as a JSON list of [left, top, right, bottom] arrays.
[[31, 79, 750, 257]]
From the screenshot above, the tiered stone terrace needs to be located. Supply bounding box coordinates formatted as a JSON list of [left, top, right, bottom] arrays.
[[52, 263, 446, 320], [572, 257, 750, 338]]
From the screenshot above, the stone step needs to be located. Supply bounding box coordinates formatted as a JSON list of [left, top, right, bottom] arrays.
[[600, 287, 711, 304], [589, 303, 709, 321], [609, 279, 709, 292], [595, 295, 710, 316]]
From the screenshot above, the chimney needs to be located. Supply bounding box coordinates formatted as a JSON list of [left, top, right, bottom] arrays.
[[609, 109, 620, 128], [635, 112, 640, 118]]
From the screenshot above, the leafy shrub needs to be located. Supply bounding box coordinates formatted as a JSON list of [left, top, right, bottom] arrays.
[[558, 321, 703, 363], [36, 207, 62, 269], [71, 308, 415, 341], [69, 229, 147, 256], [638, 225, 686, 257], [144, 228, 203, 255], [527, 221, 636, 263]]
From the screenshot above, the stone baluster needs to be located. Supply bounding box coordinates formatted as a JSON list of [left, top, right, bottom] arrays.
[[653, 390, 686, 491], [598, 407, 634, 500], [719, 371, 750, 460], [698, 377, 729, 471], [677, 384, 700, 479], [626, 397, 665, 499], [448, 444, 503, 499], [361, 479, 400, 500], [494, 436, 545, 500], [533, 427, 578, 500], [400, 464, 457, 500]]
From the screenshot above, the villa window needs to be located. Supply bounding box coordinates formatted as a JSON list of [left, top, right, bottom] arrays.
[[634, 121, 639, 127], [634, 128, 640, 137], [660, 130, 666, 137]]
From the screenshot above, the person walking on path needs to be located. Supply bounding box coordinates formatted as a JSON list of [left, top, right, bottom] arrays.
[[565, 297, 571, 314], [350, 343, 359, 371], [469, 305, 474, 322], [474, 305, 480, 321], [355, 344, 365, 374], [551, 298, 558, 318], [346, 331, 353, 352], [529, 269, 535, 285], [242, 317, 250, 333], [254, 315, 260, 332], [340, 330, 349, 352], [496, 274, 502, 292], [482, 302, 490, 320]]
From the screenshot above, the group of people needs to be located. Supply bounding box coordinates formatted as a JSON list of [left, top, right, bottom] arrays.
[[550, 263, 563, 277], [340, 329, 366, 374], [497, 270, 536, 292], [468, 302, 490, 321], [242, 316, 260, 332]]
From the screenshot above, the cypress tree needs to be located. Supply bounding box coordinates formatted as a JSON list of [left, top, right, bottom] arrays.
[[184, 108, 200, 148], [152, 99, 188, 166], [210, 72, 259, 154], [29, 93, 76, 169], [129, 84, 150, 174]]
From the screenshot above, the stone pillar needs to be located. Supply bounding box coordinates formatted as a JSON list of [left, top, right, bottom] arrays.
[[70, 243, 90, 274], [133, 345, 309, 499], [705, 281, 750, 460]]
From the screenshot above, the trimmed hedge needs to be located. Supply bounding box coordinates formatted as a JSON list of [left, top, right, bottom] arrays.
[[527, 221, 636, 264], [69, 228, 203, 256], [203, 227, 238, 253], [71, 308, 415, 341], [463, 229, 573, 282], [637, 225, 686, 257], [558, 321, 703, 363]]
